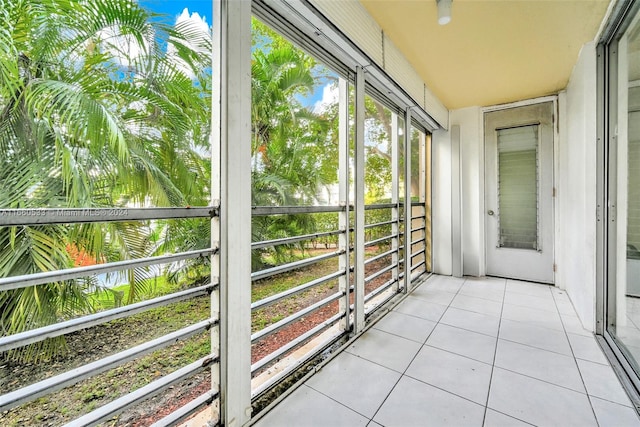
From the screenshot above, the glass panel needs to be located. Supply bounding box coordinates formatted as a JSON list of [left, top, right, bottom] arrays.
[[425, 133, 432, 272], [1, 1, 218, 424], [363, 95, 394, 300], [250, 17, 344, 369], [398, 117, 406, 201], [609, 12, 640, 375], [410, 127, 427, 275], [410, 127, 423, 201], [364, 95, 392, 201], [250, 17, 340, 207], [497, 125, 539, 250]]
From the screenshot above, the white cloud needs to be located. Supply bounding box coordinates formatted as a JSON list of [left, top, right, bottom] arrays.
[[167, 8, 211, 78], [175, 8, 209, 35], [313, 84, 339, 114]]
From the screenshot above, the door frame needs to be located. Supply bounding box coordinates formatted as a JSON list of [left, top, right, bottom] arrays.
[[480, 95, 558, 284]]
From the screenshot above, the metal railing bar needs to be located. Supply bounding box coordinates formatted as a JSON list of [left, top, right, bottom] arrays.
[[0, 320, 215, 412], [251, 328, 344, 399], [150, 391, 218, 427], [364, 203, 395, 210], [411, 237, 426, 247], [365, 287, 398, 316], [0, 206, 218, 226], [251, 292, 343, 343], [0, 283, 215, 352], [251, 251, 342, 282], [412, 226, 426, 233], [364, 248, 395, 266], [0, 249, 215, 291], [251, 205, 345, 216], [364, 263, 395, 284], [251, 270, 345, 312], [386, 201, 420, 208], [65, 355, 218, 427], [399, 269, 427, 282], [364, 234, 396, 248], [251, 312, 344, 374], [251, 230, 343, 250], [364, 220, 396, 230], [411, 260, 426, 272], [364, 277, 397, 303], [411, 215, 426, 221], [411, 249, 425, 259]]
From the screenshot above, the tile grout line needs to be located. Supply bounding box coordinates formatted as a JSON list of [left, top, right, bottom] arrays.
[[418, 342, 494, 366], [496, 335, 576, 358], [366, 275, 466, 426], [302, 383, 377, 423], [481, 277, 507, 427], [306, 276, 460, 426], [411, 276, 511, 422], [484, 363, 593, 396], [552, 286, 602, 427]]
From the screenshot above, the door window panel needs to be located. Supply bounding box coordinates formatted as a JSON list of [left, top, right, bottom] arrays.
[[497, 125, 539, 250]]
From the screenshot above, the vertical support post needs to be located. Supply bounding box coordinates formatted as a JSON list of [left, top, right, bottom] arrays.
[[210, 1, 222, 423], [451, 125, 463, 278], [403, 108, 412, 291], [595, 42, 606, 335], [391, 113, 400, 292], [338, 77, 351, 333], [420, 132, 427, 203], [214, 1, 252, 425], [425, 133, 433, 272], [353, 67, 366, 332], [420, 131, 427, 271]]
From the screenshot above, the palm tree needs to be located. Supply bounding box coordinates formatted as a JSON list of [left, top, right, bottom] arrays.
[[250, 20, 340, 268], [0, 0, 211, 361]]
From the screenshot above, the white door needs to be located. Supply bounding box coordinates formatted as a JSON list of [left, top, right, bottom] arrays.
[[484, 102, 554, 283]]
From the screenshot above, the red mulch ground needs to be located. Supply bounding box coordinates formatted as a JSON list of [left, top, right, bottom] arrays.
[[127, 256, 396, 426]]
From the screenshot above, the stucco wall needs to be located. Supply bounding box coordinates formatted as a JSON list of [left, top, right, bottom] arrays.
[[454, 107, 484, 277], [558, 41, 598, 331], [432, 128, 453, 275], [432, 108, 483, 278], [440, 42, 598, 332]]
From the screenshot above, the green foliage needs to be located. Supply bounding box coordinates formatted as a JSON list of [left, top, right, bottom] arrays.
[[0, 0, 212, 361], [250, 18, 340, 268], [365, 206, 393, 244], [311, 213, 340, 248], [0, 5, 422, 364], [250, 18, 336, 206]]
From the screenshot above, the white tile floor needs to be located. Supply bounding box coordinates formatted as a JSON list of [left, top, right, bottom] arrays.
[[254, 275, 640, 427]]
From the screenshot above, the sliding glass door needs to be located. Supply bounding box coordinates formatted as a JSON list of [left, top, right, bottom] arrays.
[[605, 0, 640, 390]]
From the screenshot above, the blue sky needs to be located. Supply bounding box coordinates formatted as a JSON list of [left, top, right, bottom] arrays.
[[140, 1, 326, 108], [141, 1, 212, 23]]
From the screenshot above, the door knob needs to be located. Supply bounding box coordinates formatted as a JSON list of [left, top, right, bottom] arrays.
[[488, 210, 494, 216]]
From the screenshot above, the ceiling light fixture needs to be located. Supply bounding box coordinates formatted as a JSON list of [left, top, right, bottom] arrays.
[[437, 0, 452, 25]]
